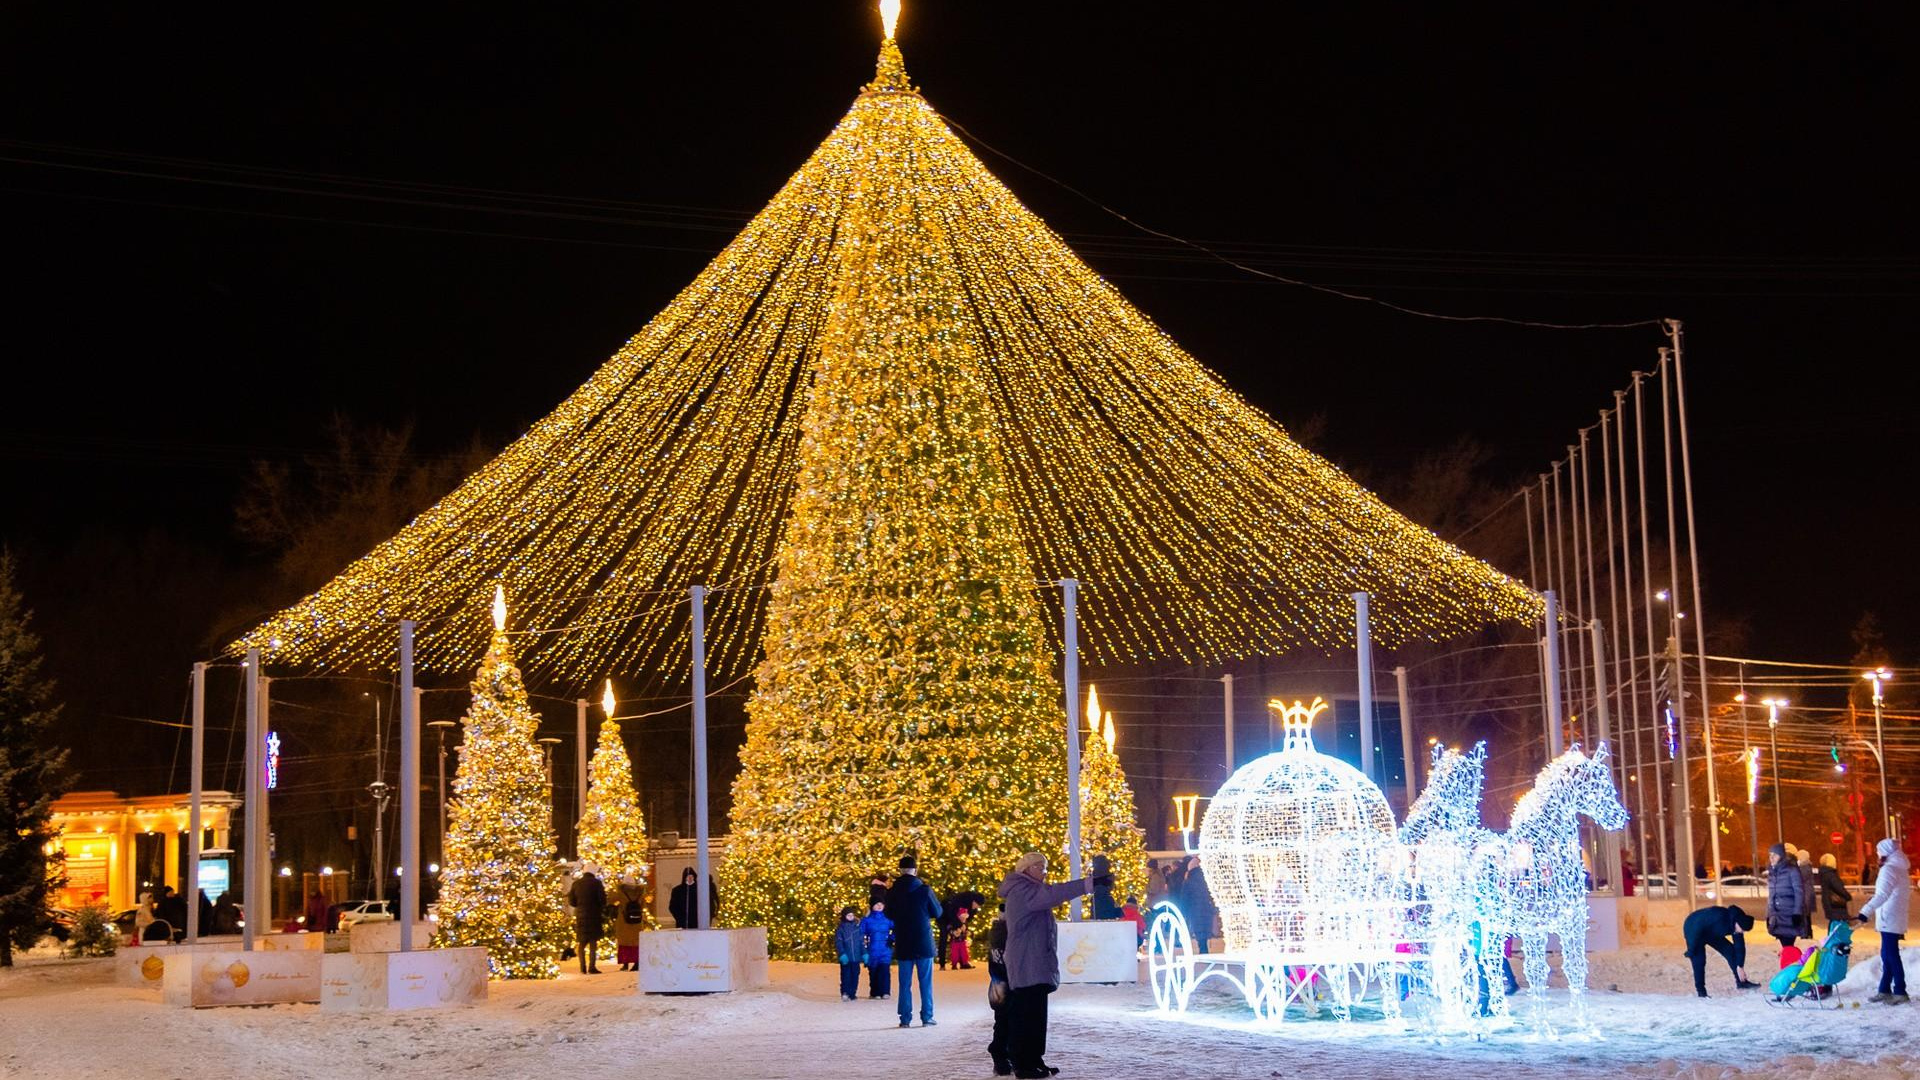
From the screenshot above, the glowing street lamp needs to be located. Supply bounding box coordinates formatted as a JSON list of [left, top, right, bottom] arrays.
[[1172, 794, 1206, 853], [1864, 668, 1894, 840]]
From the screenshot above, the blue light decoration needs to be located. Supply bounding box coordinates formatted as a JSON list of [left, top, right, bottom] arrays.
[[265, 730, 281, 790], [1664, 705, 1678, 759]]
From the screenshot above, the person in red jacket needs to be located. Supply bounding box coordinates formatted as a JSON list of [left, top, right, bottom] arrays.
[[1121, 896, 1147, 946]]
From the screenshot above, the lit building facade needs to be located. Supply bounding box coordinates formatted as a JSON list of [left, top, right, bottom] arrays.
[[48, 790, 241, 912]]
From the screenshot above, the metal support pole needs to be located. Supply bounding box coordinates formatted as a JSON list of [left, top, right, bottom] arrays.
[[1062, 579, 1083, 918], [1221, 673, 1235, 777], [1543, 592, 1565, 758], [575, 697, 589, 857], [188, 662, 205, 944], [1632, 371, 1671, 883], [1354, 592, 1376, 783], [1768, 704, 1784, 845], [1395, 665, 1415, 807], [1738, 664, 1758, 875], [243, 648, 261, 951], [399, 621, 419, 950], [1870, 686, 1892, 840], [1668, 321, 1723, 890], [259, 678, 272, 929], [1659, 352, 1701, 903], [1523, 487, 1538, 588], [1590, 620, 1623, 892], [690, 585, 711, 930]]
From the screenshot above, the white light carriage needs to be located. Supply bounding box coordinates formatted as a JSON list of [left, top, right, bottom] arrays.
[[1151, 699, 1422, 1023], [1148, 699, 1628, 1035]]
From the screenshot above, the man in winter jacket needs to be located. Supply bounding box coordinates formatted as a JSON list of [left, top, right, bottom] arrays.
[[883, 854, 942, 1027], [568, 865, 607, 974], [1764, 844, 1805, 946], [1681, 903, 1758, 997], [1816, 853, 1852, 925], [1856, 838, 1911, 1004], [997, 852, 1109, 1080]]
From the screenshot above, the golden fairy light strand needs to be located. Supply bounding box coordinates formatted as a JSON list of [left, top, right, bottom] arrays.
[[232, 36, 1539, 683]]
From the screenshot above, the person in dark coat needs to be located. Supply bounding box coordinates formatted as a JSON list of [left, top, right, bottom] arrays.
[[154, 886, 188, 942], [1090, 855, 1122, 920], [303, 889, 330, 934], [211, 892, 242, 936], [196, 890, 215, 936], [1682, 903, 1759, 996], [937, 889, 988, 969], [1816, 853, 1852, 925], [860, 900, 894, 999], [834, 905, 866, 1001], [1764, 844, 1805, 947], [986, 904, 1012, 1076], [869, 872, 892, 907], [883, 854, 942, 1028], [569, 865, 608, 973], [1175, 855, 1215, 952], [997, 852, 1108, 1080], [668, 866, 719, 929]]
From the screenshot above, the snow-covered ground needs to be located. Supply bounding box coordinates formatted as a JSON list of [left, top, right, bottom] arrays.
[[2, 940, 1913, 1080]]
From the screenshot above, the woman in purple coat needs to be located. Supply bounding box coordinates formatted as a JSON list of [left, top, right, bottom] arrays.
[[996, 852, 1111, 1079]]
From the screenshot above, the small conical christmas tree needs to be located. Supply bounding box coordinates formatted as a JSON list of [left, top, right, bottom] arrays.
[[1079, 686, 1148, 910], [577, 681, 652, 945], [435, 586, 570, 978], [0, 552, 71, 968]]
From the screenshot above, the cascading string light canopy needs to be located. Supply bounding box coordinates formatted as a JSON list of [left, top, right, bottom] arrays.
[[231, 2, 1540, 683]]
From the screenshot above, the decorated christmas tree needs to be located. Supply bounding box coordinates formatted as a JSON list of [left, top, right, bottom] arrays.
[[434, 587, 570, 978], [1078, 686, 1148, 909], [719, 37, 1069, 957], [576, 681, 652, 942]]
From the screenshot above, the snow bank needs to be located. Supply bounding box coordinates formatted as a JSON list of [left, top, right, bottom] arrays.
[[2, 944, 1913, 1080]]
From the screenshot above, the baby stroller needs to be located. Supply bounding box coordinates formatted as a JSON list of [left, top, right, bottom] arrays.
[[1767, 920, 1854, 1008]]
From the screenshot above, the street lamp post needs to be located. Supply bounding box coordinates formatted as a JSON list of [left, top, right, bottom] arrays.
[[1762, 698, 1788, 846], [1865, 668, 1894, 841], [538, 737, 563, 856]]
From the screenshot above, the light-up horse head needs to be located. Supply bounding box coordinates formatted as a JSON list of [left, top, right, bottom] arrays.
[[1400, 742, 1489, 845]]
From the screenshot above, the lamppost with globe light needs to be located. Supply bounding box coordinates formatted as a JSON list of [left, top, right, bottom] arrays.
[[1864, 668, 1894, 841]]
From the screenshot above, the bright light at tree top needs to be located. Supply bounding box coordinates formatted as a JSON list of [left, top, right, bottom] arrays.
[[492, 584, 508, 633], [879, 0, 900, 40], [601, 679, 616, 716]]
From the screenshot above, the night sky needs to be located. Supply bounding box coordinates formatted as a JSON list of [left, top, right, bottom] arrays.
[[3, 4, 1914, 794]]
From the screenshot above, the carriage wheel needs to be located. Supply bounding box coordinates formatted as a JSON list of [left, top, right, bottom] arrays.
[[1147, 904, 1195, 1013]]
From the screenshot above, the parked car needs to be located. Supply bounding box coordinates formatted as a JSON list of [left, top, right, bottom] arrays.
[[335, 900, 395, 929]]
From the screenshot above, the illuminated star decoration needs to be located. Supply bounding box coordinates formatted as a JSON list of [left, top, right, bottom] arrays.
[[231, 2, 1540, 683]]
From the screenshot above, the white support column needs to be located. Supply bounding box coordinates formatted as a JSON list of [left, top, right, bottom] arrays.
[[1543, 592, 1565, 758], [1590, 619, 1623, 892], [1353, 593, 1375, 783], [1395, 665, 1415, 806], [1221, 673, 1235, 778], [690, 585, 711, 930], [188, 662, 205, 944], [259, 678, 272, 929], [1061, 579, 1083, 919], [399, 621, 419, 951], [243, 648, 261, 952]]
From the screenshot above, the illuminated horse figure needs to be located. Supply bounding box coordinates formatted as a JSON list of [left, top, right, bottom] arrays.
[[1400, 743, 1498, 1030], [1476, 744, 1628, 1033]]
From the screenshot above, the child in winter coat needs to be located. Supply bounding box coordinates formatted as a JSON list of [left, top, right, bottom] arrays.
[[947, 905, 974, 968], [835, 906, 866, 1001], [1121, 896, 1147, 946], [859, 900, 894, 999]]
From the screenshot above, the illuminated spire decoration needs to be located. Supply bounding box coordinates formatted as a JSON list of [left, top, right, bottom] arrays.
[[577, 680, 652, 941], [232, 6, 1538, 684]]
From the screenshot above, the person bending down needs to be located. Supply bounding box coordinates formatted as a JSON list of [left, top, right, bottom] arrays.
[[1682, 903, 1760, 997]]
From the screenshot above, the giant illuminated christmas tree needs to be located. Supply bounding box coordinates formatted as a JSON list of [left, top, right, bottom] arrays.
[[234, 4, 1541, 959], [434, 588, 571, 978]]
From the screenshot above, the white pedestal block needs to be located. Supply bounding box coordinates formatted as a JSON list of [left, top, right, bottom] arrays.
[[117, 944, 177, 989], [256, 931, 327, 952], [1585, 896, 1621, 953], [161, 948, 323, 1007], [348, 921, 437, 953], [637, 927, 769, 993], [1055, 919, 1140, 983], [320, 947, 489, 1011]]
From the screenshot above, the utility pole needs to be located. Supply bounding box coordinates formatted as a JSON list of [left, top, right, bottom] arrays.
[[368, 692, 390, 903]]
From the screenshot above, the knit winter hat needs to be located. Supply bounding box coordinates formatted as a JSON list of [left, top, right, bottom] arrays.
[[1015, 852, 1048, 875], [1768, 843, 1787, 859], [1796, 850, 1812, 865], [1820, 853, 1838, 869], [1878, 838, 1901, 859], [840, 905, 857, 918], [898, 854, 918, 872]]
